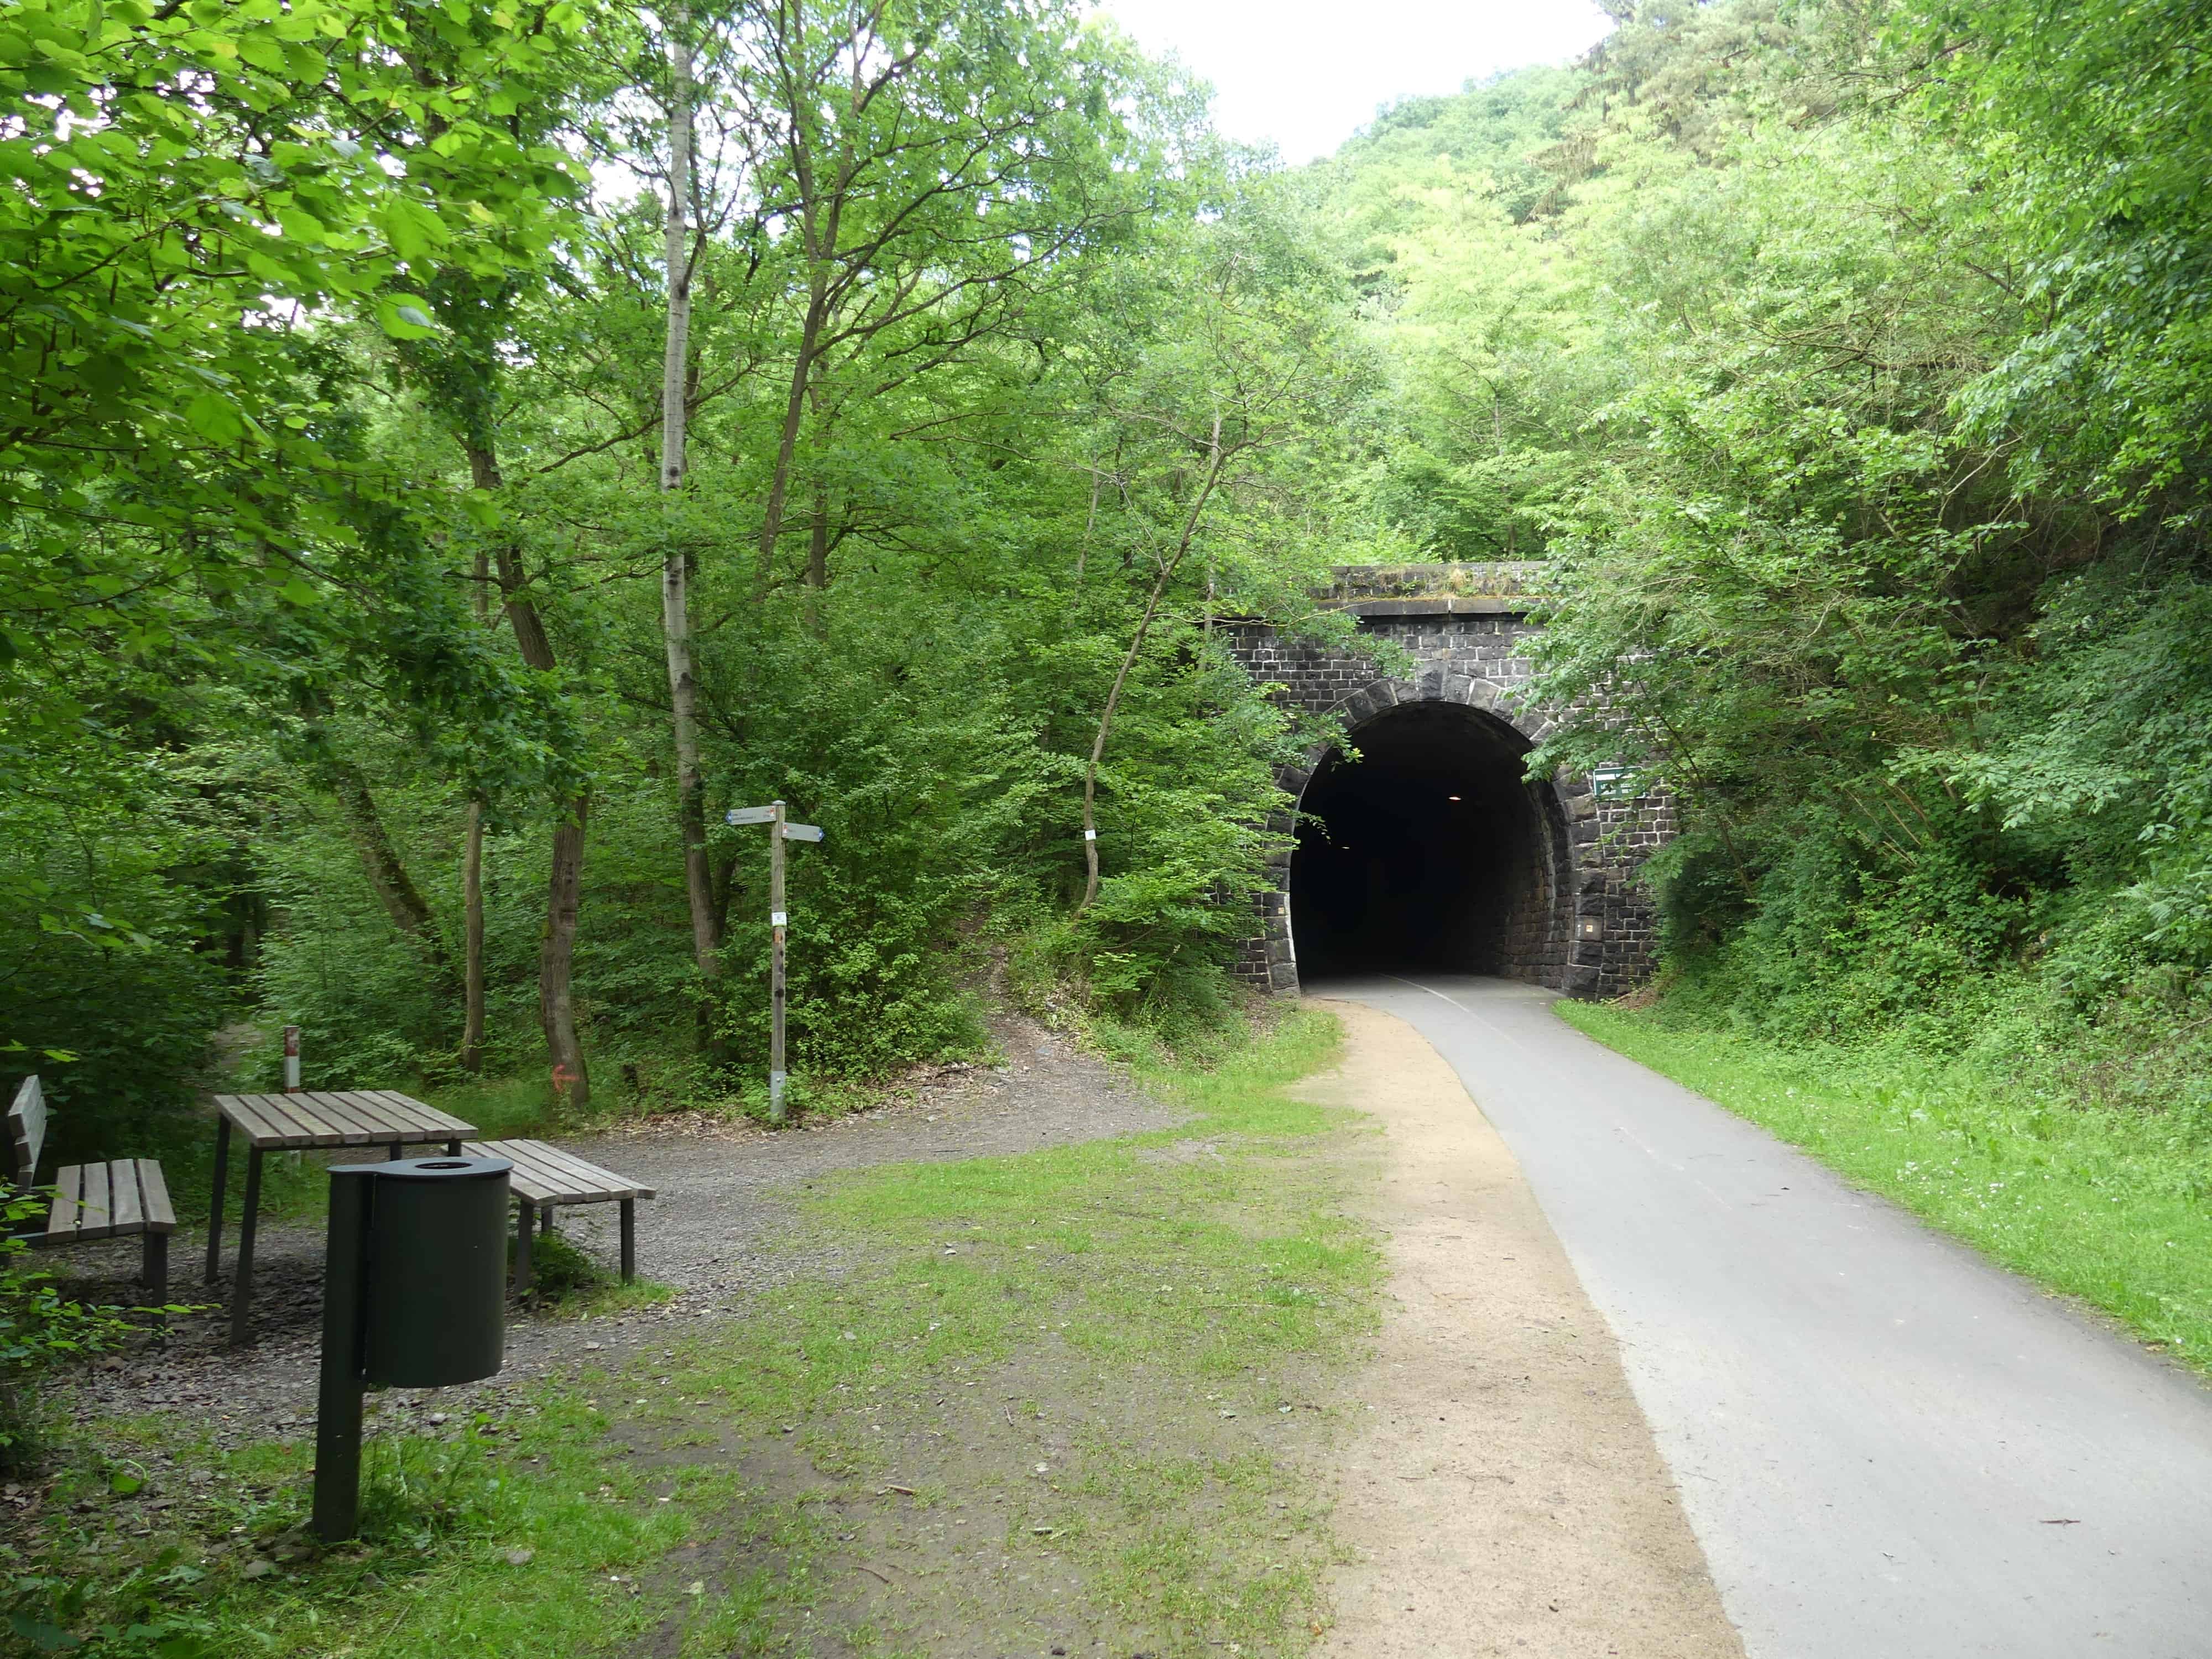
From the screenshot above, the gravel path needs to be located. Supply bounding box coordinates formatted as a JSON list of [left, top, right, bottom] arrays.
[[59, 1018, 1181, 1445]]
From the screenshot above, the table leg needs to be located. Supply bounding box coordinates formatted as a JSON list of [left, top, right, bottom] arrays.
[[204, 1117, 231, 1284], [514, 1203, 533, 1294], [619, 1199, 635, 1282], [446, 1139, 460, 1156], [389, 1142, 404, 1161], [539, 1206, 553, 1237], [228, 1147, 264, 1347]]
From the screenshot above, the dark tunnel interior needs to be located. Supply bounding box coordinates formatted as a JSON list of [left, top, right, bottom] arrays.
[[1288, 702, 1559, 981]]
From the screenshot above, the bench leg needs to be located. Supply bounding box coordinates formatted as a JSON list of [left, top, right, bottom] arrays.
[[540, 1205, 554, 1237], [514, 1203, 534, 1295], [204, 1116, 230, 1284], [143, 1231, 168, 1305], [619, 1198, 635, 1283], [228, 1147, 264, 1347]]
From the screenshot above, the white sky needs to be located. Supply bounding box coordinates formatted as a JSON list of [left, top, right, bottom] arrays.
[[1093, 0, 1615, 164]]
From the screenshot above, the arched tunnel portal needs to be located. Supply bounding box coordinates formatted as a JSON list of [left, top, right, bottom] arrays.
[[1287, 701, 1574, 983], [1225, 564, 1670, 997]]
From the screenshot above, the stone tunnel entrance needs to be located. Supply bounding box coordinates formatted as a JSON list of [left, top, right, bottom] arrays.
[[1287, 701, 1572, 983]]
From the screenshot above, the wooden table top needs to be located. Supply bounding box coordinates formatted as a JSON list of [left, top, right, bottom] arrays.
[[212, 1089, 476, 1151]]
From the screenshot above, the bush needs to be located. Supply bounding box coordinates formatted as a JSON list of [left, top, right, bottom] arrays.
[[0, 1194, 137, 1474]]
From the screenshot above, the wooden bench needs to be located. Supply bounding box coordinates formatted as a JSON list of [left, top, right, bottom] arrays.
[[8, 1077, 174, 1302], [461, 1139, 654, 1293]]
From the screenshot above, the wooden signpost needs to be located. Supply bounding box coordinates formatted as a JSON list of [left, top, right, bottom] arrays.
[[724, 800, 824, 1126]]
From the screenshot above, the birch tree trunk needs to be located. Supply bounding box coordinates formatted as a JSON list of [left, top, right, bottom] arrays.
[[658, 4, 723, 1042]]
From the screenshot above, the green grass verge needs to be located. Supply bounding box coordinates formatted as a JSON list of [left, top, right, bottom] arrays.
[[1556, 999, 2212, 1370], [15, 1005, 1380, 1657]]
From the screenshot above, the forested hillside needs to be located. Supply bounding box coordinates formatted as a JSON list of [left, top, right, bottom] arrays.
[[1324, 1, 2212, 1130], [2, 0, 1392, 1162], [6, 0, 2210, 1183]]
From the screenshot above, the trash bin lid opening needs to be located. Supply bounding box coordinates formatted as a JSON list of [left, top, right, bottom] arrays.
[[419, 1159, 470, 1169]]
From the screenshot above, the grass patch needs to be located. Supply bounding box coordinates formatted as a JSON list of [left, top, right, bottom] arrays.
[[1557, 999, 2212, 1370], [20, 1004, 1381, 1657]]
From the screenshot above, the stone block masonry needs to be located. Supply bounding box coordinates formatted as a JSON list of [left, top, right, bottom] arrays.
[[1224, 565, 1670, 999]]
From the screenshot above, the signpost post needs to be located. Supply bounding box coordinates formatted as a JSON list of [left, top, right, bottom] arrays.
[[724, 800, 824, 1126]]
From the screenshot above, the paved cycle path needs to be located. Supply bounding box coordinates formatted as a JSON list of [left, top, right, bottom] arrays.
[[1322, 974, 2212, 1658]]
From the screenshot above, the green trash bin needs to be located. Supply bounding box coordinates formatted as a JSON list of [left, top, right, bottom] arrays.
[[314, 1154, 512, 1540], [356, 1156, 510, 1386]]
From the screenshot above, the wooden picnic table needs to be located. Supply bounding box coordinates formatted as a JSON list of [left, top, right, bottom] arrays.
[[205, 1090, 476, 1345]]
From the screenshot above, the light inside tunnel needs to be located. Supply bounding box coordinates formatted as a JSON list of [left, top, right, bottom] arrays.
[[1288, 702, 1563, 980]]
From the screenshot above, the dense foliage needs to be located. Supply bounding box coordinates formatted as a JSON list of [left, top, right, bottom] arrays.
[[2, 0, 1382, 1159], [9, 0, 2210, 1165], [1326, 0, 2212, 1109]]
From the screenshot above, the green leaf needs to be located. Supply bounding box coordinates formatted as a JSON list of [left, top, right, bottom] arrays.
[[184, 393, 245, 443], [375, 294, 440, 339]]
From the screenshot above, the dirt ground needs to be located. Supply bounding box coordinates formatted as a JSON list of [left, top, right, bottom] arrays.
[[57, 1016, 1180, 1440], [40, 1001, 1747, 1657], [1302, 999, 1744, 1658]]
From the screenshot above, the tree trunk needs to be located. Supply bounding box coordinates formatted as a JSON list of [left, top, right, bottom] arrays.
[[474, 443, 593, 1112], [461, 541, 489, 1073], [541, 795, 590, 1114], [802, 482, 830, 637], [757, 276, 827, 593], [461, 798, 486, 1073], [657, 6, 722, 1046], [1080, 418, 1228, 911], [806, 484, 829, 588], [322, 747, 461, 991]]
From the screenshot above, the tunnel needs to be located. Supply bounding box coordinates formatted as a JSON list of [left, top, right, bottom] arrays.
[[1287, 701, 1570, 982]]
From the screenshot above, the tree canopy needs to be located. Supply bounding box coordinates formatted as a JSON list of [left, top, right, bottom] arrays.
[[7, 0, 2210, 1154]]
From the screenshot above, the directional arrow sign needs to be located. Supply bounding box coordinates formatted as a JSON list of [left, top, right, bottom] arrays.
[[718, 801, 829, 1128]]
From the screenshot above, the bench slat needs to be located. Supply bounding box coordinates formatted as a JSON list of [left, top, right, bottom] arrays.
[[366, 1089, 473, 1139], [45, 1163, 82, 1240], [324, 1091, 404, 1142], [464, 1139, 653, 1205], [339, 1090, 455, 1144], [360, 1089, 444, 1135], [470, 1139, 593, 1204], [9, 1076, 44, 1186], [110, 1159, 143, 1233], [220, 1093, 301, 1147], [511, 1138, 655, 1201], [296, 1092, 377, 1144], [137, 1159, 176, 1231], [250, 1092, 329, 1145], [79, 1160, 113, 1241], [521, 1139, 657, 1200]]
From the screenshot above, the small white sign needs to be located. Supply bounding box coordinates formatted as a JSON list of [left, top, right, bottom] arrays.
[[1083, 828, 1097, 841], [771, 910, 788, 927]]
